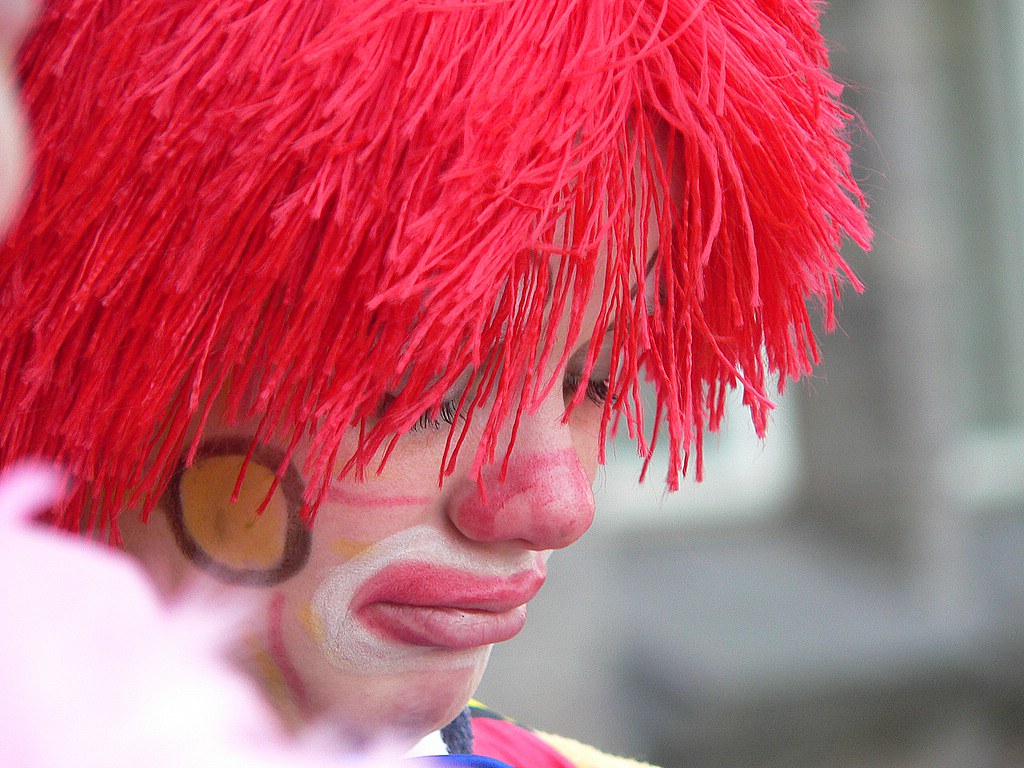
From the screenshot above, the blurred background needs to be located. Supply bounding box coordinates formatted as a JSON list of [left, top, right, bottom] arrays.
[[478, 1, 1024, 766]]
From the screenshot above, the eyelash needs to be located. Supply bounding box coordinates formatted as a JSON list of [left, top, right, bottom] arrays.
[[409, 398, 464, 432], [407, 371, 611, 434], [562, 372, 611, 406]]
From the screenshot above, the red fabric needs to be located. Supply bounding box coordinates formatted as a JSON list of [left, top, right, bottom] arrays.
[[0, 1, 871, 532], [471, 717, 577, 768]]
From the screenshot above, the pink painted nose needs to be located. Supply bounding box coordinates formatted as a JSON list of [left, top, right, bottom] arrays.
[[447, 399, 596, 551], [448, 448, 595, 550]]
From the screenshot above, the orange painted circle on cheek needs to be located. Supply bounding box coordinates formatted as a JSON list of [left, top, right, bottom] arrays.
[[180, 455, 288, 570], [164, 440, 311, 585]]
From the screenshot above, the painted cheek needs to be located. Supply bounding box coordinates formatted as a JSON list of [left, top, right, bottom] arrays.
[[330, 537, 372, 559], [300, 601, 327, 646], [248, 592, 313, 720], [320, 484, 433, 542], [325, 485, 431, 510]]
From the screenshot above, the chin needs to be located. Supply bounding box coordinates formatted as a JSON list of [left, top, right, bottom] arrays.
[[319, 649, 492, 749]]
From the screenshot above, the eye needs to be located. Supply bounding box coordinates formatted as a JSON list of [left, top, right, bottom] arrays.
[[409, 398, 464, 432], [407, 368, 475, 433], [563, 371, 612, 406]]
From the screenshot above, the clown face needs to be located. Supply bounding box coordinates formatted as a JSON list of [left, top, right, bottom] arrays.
[[118, 255, 640, 748]]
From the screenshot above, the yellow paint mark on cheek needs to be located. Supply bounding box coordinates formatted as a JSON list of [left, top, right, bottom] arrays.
[[330, 537, 372, 559], [248, 638, 290, 708], [246, 640, 305, 726], [180, 455, 288, 570], [300, 602, 326, 645]]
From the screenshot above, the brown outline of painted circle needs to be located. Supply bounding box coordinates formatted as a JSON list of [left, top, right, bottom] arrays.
[[163, 438, 312, 586]]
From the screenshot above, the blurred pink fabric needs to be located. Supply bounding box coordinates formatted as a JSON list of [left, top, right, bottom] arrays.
[[0, 463, 367, 768]]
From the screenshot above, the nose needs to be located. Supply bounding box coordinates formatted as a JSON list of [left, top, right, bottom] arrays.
[[446, 391, 596, 551]]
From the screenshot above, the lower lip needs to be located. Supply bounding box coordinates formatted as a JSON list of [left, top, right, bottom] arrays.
[[358, 602, 529, 650]]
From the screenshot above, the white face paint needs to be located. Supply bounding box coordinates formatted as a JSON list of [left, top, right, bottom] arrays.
[[311, 524, 539, 673]]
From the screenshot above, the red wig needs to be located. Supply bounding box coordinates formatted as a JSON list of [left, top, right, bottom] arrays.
[[0, 0, 870, 533]]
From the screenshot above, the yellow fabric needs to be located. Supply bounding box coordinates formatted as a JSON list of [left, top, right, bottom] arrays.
[[534, 730, 661, 768], [467, 700, 661, 768]]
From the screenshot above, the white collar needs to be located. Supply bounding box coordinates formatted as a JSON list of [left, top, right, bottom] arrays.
[[405, 729, 449, 757]]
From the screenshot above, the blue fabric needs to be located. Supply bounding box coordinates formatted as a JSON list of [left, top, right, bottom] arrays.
[[407, 755, 515, 768]]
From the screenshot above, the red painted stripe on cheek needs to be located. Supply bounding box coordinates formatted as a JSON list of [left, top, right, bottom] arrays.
[[324, 485, 431, 509], [267, 592, 312, 714]]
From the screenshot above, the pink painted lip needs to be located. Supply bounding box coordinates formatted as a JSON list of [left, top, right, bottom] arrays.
[[354, 562, 546, 650]]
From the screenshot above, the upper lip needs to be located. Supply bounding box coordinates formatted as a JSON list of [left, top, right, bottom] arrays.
[[353, 561, 546, 613]]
